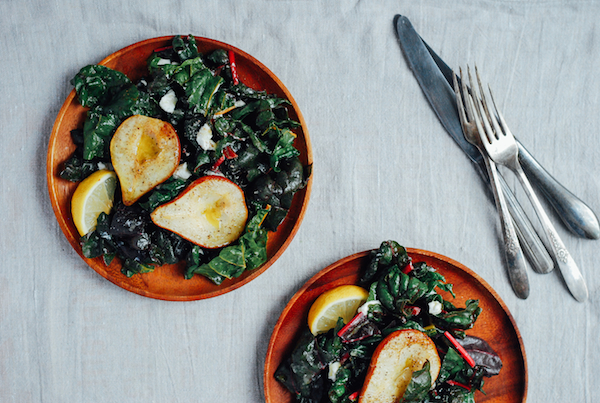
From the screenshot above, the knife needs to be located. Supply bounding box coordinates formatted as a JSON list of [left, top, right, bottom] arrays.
[[393, 14, 554, 277], [419, 25, 600, 240]]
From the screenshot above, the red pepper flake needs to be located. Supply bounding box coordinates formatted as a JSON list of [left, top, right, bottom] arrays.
[[402, 262, 414, 274], [228, 50, 239, 85], [211, 155, 226, 171], [348, 391, 359, 401], [153, 45, 173, 53], [446, 380, 471, 391], [339, 351, 350, 364], [223, 146, 238, 159], [444, 331, 476, 368], [406, 305, 421, 316]]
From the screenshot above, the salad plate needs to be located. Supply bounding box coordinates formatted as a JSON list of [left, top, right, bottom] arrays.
[[47, 36, 312, 301], [264, 248, 527, 402]]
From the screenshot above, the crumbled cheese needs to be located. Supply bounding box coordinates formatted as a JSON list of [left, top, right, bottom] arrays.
[[358, 300, 381, 316], [234, 100, 246, 108], [159, 89, 177, 113], [156, 58, 172, 66], [173, 162, 192, 180], [328, 361, 341, 381], [96, 161, 113, 171], [428, 300, 443, 316], [206, 170, 225, 177], [196, 123, 216, 150]]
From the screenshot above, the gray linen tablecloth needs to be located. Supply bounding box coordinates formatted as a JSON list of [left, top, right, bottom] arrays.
[[2, 1, 599, 401]]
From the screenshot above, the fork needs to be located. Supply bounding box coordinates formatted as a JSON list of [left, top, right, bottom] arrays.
[[469, 66, 589, 302], [452, 69, 530, 299]]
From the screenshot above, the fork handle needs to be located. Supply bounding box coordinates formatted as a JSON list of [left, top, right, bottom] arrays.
[[498, 175, 554, 274], [517, 141, 600, 239], [483, 158, 530, 299], [514, 166, 589, 302], [475, 159, 554, 274]]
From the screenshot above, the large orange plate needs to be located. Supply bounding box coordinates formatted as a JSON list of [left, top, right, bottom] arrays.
[[47, 36, 312, 301], [264, 248, 527, 402]]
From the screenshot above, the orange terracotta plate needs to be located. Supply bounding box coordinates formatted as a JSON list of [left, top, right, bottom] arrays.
[[264, 248, 527, 403], [47, 36, 312, 301]]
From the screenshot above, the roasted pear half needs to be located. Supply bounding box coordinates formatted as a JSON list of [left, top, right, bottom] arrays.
[[151, 176, 249, 248], [110, 115, 181, 205], [360, 329, 441, 403]]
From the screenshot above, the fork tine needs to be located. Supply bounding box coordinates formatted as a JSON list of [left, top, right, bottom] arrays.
[[474, 66, 505, 140], [459, 68, 477, 123], [465, 92, 484, 140], [474, 66, 493, 132], [486, 84, 515, 140], [467, 67, 494, 145], [452, 71, 470, 134]]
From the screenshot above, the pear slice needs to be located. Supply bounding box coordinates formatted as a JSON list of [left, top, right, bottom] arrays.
[[110, 115, 181, 205], [150, 176, 248, 249], [360, 329, 441, 403]]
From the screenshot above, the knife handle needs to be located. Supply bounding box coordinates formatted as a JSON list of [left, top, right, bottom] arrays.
[[517, 140, 600, 239], [498, 174, 555, 274]]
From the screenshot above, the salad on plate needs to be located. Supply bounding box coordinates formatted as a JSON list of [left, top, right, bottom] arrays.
[[60, 35, 310, 284], [274, 241, 502, 403]]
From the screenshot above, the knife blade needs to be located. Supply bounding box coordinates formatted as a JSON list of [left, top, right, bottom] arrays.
[[420, 28, 600, 240], [393, 14, 554, 276]]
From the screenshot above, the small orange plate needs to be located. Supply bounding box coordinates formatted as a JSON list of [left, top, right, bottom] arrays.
[[47, 36, 312, 301], [264, 248, 527, 403]]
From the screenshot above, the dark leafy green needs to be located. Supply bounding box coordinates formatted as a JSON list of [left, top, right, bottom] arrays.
[[402, 361, 433, 402], [275, 330, 328, 403], [59, 129, 98, 182], [71, 64, 131, 108], [276, 241, 501, 403], [139, 177, 189, 212], [82, 112, 119, 160], [184, 206, 269, 282], [61, 35, 310, 282], [457, 336, 503, 377]]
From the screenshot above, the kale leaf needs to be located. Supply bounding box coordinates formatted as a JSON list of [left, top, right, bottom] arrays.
[[82, 112, 119, 160], [71, 64, 131, 108], [59, 129, 98, 182], [184, 207, 269, 282], [401, 361, 433, 403]]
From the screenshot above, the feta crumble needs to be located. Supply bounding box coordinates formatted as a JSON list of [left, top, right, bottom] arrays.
[[156, 58, 173, 66], [173, 162, 192, 180], [159, 89, 177, 113], [196, 123, 216, 150], [328, 361, 341, 381], [428, 300, 443, 316], [358, 300, 381, 316], [97, 161, 113, 171]]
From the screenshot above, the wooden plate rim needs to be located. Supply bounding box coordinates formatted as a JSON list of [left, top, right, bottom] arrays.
[[263, 248, 527, 402], [46, 36, 313, 301]]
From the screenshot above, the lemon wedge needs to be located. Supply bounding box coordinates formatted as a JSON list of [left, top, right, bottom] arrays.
[[307, 285, 369, 335], [71, 170, 117, 236]]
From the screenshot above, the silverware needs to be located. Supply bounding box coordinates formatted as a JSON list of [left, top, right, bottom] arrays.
[[517, 144, 600, 239], [503, 185, 553, 274], [393, 14, 554, 275], [470, 66, 589, 302], [418, 32, 600, 240], [453, 69, 529, 299]]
